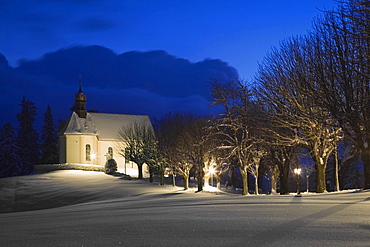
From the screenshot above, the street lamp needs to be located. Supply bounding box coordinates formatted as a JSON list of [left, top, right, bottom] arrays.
[[306, 168, 309, 193], [294, 168, 301, 195]]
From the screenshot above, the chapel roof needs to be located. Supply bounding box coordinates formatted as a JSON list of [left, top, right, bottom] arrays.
[[61, 112, 152, 140]]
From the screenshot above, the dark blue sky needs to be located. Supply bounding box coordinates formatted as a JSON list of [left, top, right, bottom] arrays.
[[1, 0, 336, 78], [0, 0, 338, 129]]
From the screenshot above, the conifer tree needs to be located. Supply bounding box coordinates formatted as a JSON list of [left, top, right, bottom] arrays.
[[0, 122, 21, 178], [40, 105, 58, 164], [17, 97, 40, 174]]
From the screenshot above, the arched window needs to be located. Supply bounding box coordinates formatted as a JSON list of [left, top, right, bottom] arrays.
[[86, 144, 91, 161], [108, 147, 113, 160]]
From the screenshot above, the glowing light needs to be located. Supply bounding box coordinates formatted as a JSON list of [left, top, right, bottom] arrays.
[[90, 153, 97, 159], [294, 168, 302, 196], [209, 165, 216, 188], [294, 168, 301, 175]]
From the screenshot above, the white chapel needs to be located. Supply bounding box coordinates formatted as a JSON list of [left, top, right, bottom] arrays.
[[58, 84, 152, 177]]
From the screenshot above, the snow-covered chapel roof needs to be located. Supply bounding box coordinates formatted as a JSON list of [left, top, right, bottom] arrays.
[[61, 112, 152, 140]]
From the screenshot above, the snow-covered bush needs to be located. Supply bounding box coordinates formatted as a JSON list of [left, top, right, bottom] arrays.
[[105, 159, 117, 174]]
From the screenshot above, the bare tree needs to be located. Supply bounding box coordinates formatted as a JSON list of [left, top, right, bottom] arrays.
[[254, 103, 299, 194], [256, 36, 342, 193], [208, 146, 231, 190], [117, 121, 157, 179], [338, 138, 361, 190], [306, 0, 370, 189], [271, 146, 298, 194], [156, 113, 211, 190], [247, 149, 265, 195], [210, 79, 260, 195], [179, 115, 215, 192]]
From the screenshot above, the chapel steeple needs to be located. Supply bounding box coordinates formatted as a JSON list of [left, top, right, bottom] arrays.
[[71, 79, 87, 118]]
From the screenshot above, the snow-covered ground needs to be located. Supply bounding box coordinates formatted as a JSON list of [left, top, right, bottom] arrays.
[[0, 170, 369, 246]]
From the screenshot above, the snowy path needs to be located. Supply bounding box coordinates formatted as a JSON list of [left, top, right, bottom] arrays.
[[0, 170, 369, 246]]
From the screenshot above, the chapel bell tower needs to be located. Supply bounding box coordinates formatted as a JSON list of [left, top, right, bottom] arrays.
[[71, 80, 87, 118]]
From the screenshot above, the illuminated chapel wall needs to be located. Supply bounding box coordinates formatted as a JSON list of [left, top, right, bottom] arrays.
[[98, 140, 125, 167], [63, 134, 98, 165]]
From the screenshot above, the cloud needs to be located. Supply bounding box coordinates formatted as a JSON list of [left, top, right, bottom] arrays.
[[74, 17, 118, 32], [86, 87, 218, 118], [16, 45, 238, 98], [0, 46, 237, 128]]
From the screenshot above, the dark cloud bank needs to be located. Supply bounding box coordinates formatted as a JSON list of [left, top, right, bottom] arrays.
[[0, 45, 238, 128]]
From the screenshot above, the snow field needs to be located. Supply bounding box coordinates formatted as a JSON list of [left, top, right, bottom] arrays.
[[0, 170, 369, 246]]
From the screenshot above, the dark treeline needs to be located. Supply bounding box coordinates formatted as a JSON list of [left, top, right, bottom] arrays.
[[0, 98, 58, 178]]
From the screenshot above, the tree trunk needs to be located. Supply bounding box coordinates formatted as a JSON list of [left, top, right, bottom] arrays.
[[254, 175, 259, 195], [258, 166, 263, 193], [361, 146, 370, 189], [160, 164, 165, 186], [279, 163, 290, 195], [197, 174, 203, 192], [271, 165, 279, 194], [315, 162, 326, 193], [230, 166, 237, 190], [216, 174, 221, 190], [197, 165, 204, 192], [240, 168, 249, 195], [148, 166, 155, 183], [334, 147, 340, 191], [183, 174, 189, 190], [137, 162, 143, 179]]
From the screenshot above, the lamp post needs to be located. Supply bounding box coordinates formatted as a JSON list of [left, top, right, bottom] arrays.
[[294, 168, 301, 195], [306, 168, 309, 193]]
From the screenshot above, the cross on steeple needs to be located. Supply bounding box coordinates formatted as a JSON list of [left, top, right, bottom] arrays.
[[78, 75, 83, 93], [71, 76, 87, 118]]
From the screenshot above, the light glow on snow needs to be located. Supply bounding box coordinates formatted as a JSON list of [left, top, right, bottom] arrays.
[[69, 163, 103, 169], [1, 170, 370, 246]]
